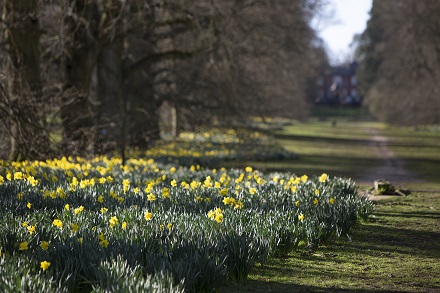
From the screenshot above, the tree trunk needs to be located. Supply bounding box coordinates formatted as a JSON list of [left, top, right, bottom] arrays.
[[61, 0, 98, 155], [95, 41, 123, 154], [4, 0, 47, 160]]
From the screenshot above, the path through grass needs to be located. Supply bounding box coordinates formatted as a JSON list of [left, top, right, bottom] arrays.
[[221, 107, 440, 292], [231, 108, 440, 190]]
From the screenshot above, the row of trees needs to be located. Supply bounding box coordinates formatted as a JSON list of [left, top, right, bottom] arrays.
[[0, 0, 328, 160], [356, 0, 440, 126]]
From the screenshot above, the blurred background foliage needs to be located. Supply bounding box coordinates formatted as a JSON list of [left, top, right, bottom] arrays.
[[1, 0, 439, 161]]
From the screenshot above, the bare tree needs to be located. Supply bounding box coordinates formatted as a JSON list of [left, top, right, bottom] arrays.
[[1, 0, 49, 160], [357, 0, 440, 125], [1, 0, 327, 159]]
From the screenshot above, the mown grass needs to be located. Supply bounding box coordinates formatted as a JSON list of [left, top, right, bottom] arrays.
[[228, 106, 440, 190], [229, 116, 380, 181], [219, 192, 440, 293], [220, 106, 440, 292], [379, 126, 440, 188]]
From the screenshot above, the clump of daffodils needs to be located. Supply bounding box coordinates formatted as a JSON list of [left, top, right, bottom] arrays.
[[207, 207, 224, 223]]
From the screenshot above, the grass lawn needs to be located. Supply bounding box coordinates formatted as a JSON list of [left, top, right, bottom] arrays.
[[380, 126, 440, 188], [219, 191, 440, 292], [227, 119, 380, 180], [221, 106, 440, 292]]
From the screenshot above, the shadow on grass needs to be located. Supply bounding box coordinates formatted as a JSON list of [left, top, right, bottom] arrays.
[[220, 279, 414, 293], [273, 133, 373, 145], [342, 223, 440, 259], [250, 154, 381, 180], [374, 210, 440, 220], [218, 206, 440, 293]]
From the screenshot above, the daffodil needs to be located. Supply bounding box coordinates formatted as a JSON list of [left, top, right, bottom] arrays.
[[74, 206, 84, 215], [56, 187, 66, 198], [19, 241, 28, 251], [144, 211, 153, 221], [215, 213, 223, 223], [207, 208, 223, 223], [27, 176, 38, 186], [49, 191, 57, 199], [71, 223, 79, 232], [27, 225, 36, 235], [13, 172, 23, 180], [319, 173, 328, 182], [147, 193, 156, 201], [190, 181, 199, 189], [223, 197, 236, 206], [99, 239, 109, 248], [214, 189, 225, 198], [298, 213, 305, 221], [109, 216, 119, 228], [53, 219, 63, 228], [40, 241, 49, 250], [234, 201, 244, 210], [40, 261, 51, 271], [122, 179, 130, 193]]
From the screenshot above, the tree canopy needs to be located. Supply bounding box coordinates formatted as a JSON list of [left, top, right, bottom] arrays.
[[356, 0, 440, 126], [1, 0, 328, 160]]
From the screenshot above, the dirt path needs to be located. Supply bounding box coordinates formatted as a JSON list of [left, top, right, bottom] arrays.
[[357, 128, 417, 185]]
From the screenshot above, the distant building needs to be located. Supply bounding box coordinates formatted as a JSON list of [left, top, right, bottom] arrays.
[[315, 61, 361, 106]]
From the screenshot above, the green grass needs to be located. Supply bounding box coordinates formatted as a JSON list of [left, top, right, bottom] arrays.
[[219, 106, 440, 292], [219, 192, 440, 293], [380, 126, 440, 186], [227, 107, 440, 190], [228, 119, 380, 181]]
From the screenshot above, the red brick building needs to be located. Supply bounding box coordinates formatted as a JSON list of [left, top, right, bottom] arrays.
[[316, 61, 361, 106]]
